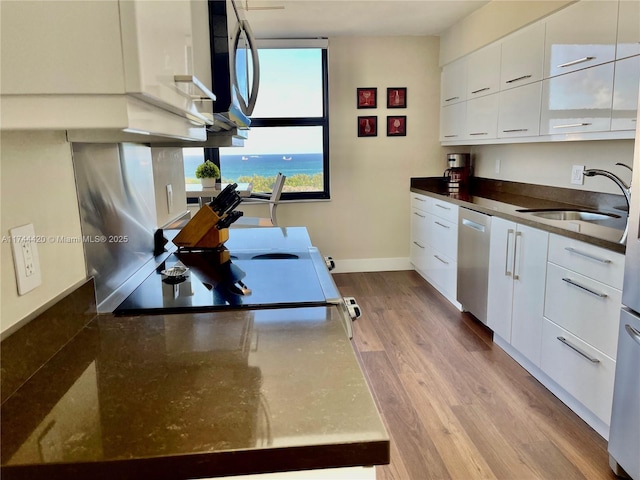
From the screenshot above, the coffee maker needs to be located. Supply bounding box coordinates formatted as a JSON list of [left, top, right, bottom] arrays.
[[444, 153, 471, 191]]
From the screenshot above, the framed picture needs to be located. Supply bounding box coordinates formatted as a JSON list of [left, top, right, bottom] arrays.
[[387, 87, 407, 108], [358, 116, 377, 137], [357, 88, 377, 109], [387, 116, 406, 136]]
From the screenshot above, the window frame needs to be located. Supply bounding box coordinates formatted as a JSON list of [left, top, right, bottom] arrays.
[[206, 46, 330, 201]]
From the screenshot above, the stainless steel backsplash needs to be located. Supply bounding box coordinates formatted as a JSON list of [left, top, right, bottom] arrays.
[[72, 143, 157, 307]]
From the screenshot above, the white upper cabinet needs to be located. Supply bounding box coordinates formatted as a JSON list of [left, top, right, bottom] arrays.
[[616, 0, 640, 59], [440, 102, 467, 142], [466, 43, 501, 99], [498, 82, 542, 138], [540, 62, 614, 135], [500, 22, 545, 90], [0, 0, 211, 139], [543, 0, 618, 78], [466, 94, 498, 139], [441, 58, 468, 106], [612, 55, 640, 131]]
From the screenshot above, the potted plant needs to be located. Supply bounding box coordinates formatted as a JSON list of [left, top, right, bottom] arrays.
[[195, 160, 220, 188]]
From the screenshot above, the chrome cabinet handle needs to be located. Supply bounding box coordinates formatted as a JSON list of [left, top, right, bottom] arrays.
[[470, 132, 489, 136], [562, 277, 608, 298], [471, 87, 491, 94], [553, 123, 592, 129], [434, 221, 450, 229], [462, 219, 485, 232], [557, 336, 600, 363], [626, 324, 640, 347], [505, 229, 515, 277], [435, 204, 451, 211], [413, 197, 426, 202], [506, 74, 532, 84], [434, 255, 449, 265], [503, 129, 529, 133], [413, 212, 426, 218], [174, 75, 217, 102], [413, 241, 425, 249], [445, 96, 460, 102], [444, 135, 458, 138], [557, 56, 596, 68], [564, 247, 611, 264], [513, 231, 522, 280]]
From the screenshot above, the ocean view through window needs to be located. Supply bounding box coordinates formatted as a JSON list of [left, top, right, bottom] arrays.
[[184, 42, 329, 200]]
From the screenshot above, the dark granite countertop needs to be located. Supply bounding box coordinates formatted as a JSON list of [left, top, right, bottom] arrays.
[[411, 177, 628, 254], [1, 306, 389, 480]]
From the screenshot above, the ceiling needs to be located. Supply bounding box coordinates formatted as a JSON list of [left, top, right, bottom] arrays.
[[241, 0, 490, 38]]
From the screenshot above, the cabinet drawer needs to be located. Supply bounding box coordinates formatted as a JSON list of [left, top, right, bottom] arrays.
[[545, 263, 621, 359], [541, 318, 616, 425], [430, 199, 458, 224], [425, 248, 457, 300], [428, 216, 458, 261], [548, 234, 625, 289], [411, 193, 431, 213]]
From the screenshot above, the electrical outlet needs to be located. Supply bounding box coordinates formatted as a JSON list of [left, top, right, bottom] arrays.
[[10, 223, 42, 295], [571, 165, 585, 185], [495, 158, 501, 174]]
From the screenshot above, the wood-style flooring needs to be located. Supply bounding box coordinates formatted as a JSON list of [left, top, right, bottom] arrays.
[[333, 270, 617, 480]]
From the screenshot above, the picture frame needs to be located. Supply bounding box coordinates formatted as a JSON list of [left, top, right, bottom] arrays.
[[358, 116, 377, 137], [387, 116, 406, 136], [357, 88, 377, 109], [387, 87, 407, 108]]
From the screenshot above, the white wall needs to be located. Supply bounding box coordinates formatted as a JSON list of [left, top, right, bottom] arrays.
[[242, 36, 448, 271], [1, 131, 86, 334], [439, 0, 572, 65]]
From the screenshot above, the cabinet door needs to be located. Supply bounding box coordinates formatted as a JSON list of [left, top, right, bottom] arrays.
[[487, 217, 517, 341], [498, 82, 542, 138], [510, 224, 549, 367], [440, 102, 467, 142], [500, 22, 545, 90], [617, 0, 640, 59], [411, 209, 429, 272], [466, 94, 498, 139], [540, 63, 614, 135], [441, 58, 467, 106], [120, 0, 197, 115], [612, 55, 640, 131], [467, 43, 501, 99], [544, 0, 618, 78]]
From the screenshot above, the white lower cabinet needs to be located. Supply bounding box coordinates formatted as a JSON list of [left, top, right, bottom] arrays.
[[541, 318, 617, 426], [487, 217, 549, 366], [409, 194, 459, 306]]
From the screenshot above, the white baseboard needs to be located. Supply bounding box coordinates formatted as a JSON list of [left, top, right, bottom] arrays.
[[331, 257, 412, 274]]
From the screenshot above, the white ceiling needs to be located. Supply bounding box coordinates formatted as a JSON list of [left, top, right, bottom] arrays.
[[241, 0, 490, 38]]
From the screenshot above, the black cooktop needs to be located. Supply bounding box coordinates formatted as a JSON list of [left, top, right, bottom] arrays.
[[114, 250, 328, 316]]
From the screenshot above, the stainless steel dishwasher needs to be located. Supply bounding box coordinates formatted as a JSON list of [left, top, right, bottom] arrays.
[[457, 208, 492, 324]]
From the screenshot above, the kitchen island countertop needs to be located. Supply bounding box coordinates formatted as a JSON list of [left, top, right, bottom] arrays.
[[1, 306, 389, 479]]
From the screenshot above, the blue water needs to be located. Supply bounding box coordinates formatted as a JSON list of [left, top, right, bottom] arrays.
[[184, 153, 323, 182]]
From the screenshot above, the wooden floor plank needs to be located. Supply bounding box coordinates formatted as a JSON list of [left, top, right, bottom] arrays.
[[333, 270, 614, 480]]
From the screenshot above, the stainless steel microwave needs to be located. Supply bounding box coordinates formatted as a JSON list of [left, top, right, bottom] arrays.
[[208, 0, 260, 129]]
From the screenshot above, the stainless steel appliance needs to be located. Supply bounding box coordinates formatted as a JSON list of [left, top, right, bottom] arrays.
[[609, 111, 640, 480], [209, 0, 260, 129], [444, 153, 471, 191], [457, 207, 492, 324]]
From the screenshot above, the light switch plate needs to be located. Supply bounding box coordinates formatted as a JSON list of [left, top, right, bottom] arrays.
[[10, 223, 42, 295], [166, 184, 173, 213], [571, 165, 585, 185]]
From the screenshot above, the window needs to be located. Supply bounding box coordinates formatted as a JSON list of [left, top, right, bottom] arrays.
[[184, 42, 329, 201]]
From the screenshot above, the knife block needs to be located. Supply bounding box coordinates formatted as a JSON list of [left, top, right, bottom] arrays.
[[172, 205, 229, 249]]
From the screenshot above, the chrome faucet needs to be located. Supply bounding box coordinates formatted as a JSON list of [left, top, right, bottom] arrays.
[[583, 166, 632, 244]]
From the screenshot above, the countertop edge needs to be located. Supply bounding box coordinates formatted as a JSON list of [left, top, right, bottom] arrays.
[[0, 441, 390, 480], [410, 185, 626, 255]]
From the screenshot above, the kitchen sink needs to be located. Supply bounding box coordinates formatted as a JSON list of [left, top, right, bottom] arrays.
[[515, 209, 621, 221]]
